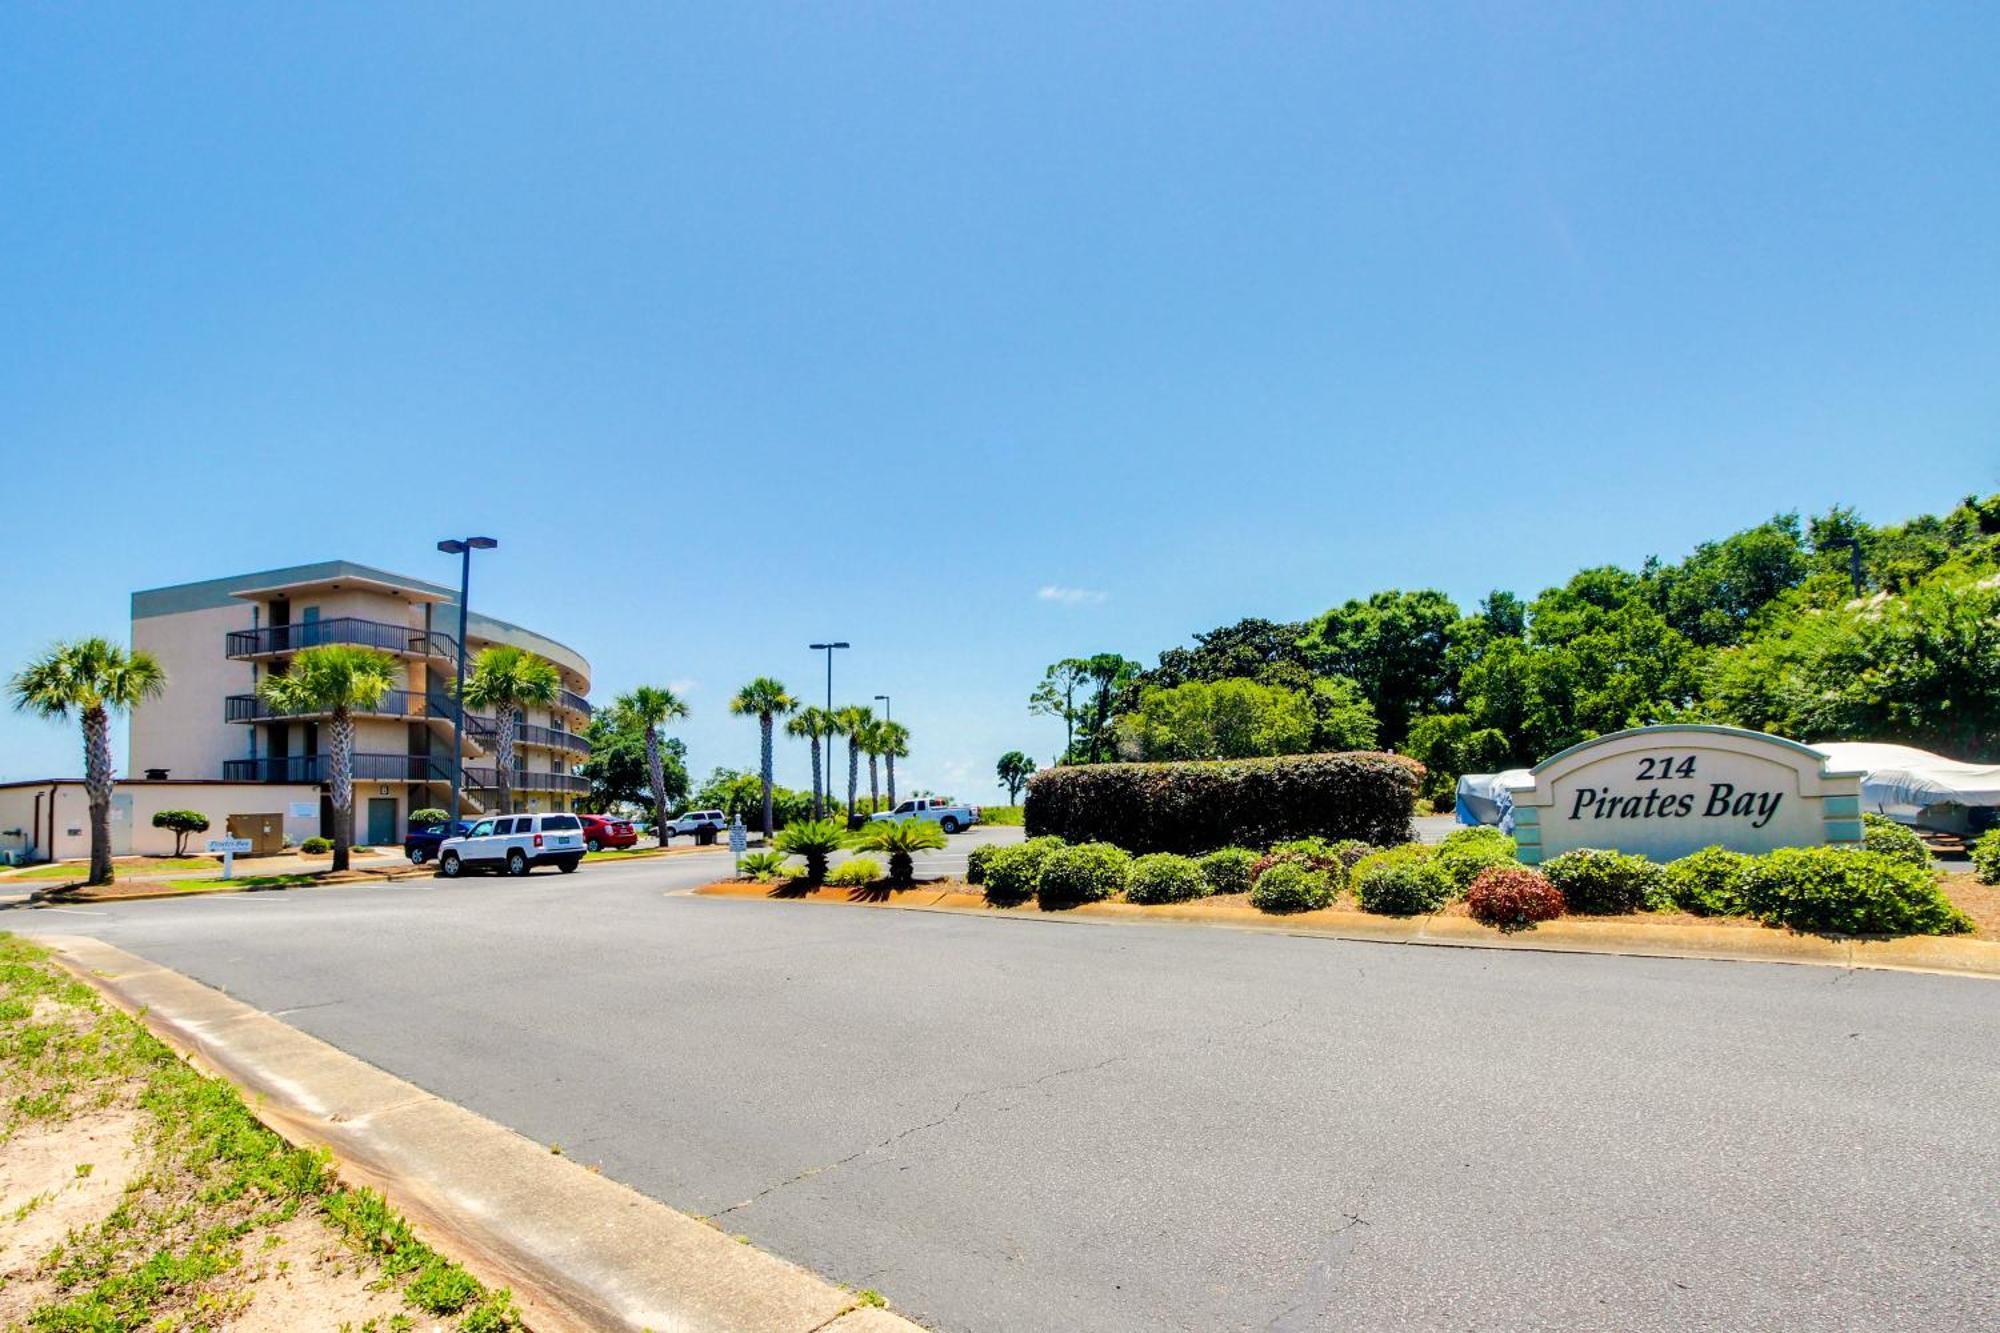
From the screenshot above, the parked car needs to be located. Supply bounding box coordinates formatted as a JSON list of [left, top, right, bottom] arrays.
[[578, 813, 638, 852], [868, 798, 980, 834], [404, 820, 471, 865], [665, 809, 728, 842], [436, 813, 586, 877]]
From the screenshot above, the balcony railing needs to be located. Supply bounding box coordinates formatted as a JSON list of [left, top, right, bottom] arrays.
[[222, 753, 455, 784], [518, 724, 591, 757], [226, 689, 431, 724], [464, 767, 590, 795], [225, 618, 458, 663], [559, 689, 592, 720]]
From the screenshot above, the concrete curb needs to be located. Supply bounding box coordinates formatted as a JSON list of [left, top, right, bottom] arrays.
[[690, 882, 2000, 980], [40, 935, 927, 1333]]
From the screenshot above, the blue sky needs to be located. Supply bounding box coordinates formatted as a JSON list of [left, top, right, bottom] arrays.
[[2, 4, 1995, 800]]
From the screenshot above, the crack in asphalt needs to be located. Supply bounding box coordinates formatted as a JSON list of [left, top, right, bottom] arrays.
[[710, 1051, 1131, 1220], [1263, 1201, 1374, 1332]]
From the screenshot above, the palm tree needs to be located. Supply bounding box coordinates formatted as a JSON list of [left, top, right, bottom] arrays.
[[856, 718, 885, 813], [458, 645, 562, 815], [834, 704, 874, 820], [257, 645, 398, 873], [730, 677, 798, 837], [773, 817, 845, 884], [786, 706, 839, 819], [616, 685, 688, 847], [10, 638, 166, 886], [855, 818, 945, 885], [877, 719, 910, 807]]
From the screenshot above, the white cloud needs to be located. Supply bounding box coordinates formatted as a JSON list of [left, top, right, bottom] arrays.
[[1036, 585, 1108, 606], [669, 678, 699, 696]]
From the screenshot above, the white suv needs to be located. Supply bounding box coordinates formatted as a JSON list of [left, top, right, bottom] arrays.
[[666, 809, 728, 841], [437, 813, 586, 878]]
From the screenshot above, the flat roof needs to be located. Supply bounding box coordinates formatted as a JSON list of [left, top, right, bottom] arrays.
[[228, 573, 450, 605]]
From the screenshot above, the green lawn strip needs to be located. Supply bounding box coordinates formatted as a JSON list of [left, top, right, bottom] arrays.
[[0, 932, 521, 1330]]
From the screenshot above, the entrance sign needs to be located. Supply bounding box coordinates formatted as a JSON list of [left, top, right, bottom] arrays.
[[1507, 726, 1865, 865], [207, 836, 254, 880]]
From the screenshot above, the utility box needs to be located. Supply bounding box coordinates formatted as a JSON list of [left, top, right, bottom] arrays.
[[226, 813, 286, 856]]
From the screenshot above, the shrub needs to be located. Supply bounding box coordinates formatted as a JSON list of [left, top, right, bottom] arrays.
[[1660, 846, 1751, 916], [827, 857, 882, 887], [1036, 842, 1131, 908], [1249, 862, 1333, 913], [1738, 847, 1973, 936], [1125, 853, 1207, 904], [1024, 752, 1419, 854], [1860, 813, 1931, 869], [854, 819, 947, 884], [982, 836, 1064, 905], [1353, 844, 1452, 915], [150, 809, 210, 856], [737, 850, 788, 882], [1465, 866, 1565, 928], [1434, 826, 1517, 895], [773, 818, 846, 883], [1540, 849, 1664, 915], [300, 836, 333, 855], [409, 807, 449, 826], [1197, 847, 1258, 897], [1972, 829, 2000, 885], [965, 844, 997, 885]]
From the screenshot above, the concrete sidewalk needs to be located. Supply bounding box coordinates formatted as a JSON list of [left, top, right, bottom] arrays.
[[44, 934, 925, 1333]]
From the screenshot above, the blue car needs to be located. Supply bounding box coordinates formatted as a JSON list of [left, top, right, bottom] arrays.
[[404, 820, 472, 865]]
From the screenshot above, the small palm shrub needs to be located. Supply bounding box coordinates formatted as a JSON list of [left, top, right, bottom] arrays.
[[1435, 826, 1517, 895], [1660, 846, 1751, 916], [1353, 844, 1452, 915], [828, 857, 882, 887], [1036, 842, 1131, 908], [773, 818, 846, 883], [982, 836, 1065, 905], [1972, 829, 2000, 885], [1197, 847, 1258, 897], [1465, 866, 1565, 928], [1249, 862, 1332, 913], [1540, 848, 1664, 915], [855, 819, 947, 884], [301, 836, 333, 855], [1739, 847, 1972, 936], [1125, 853, 1207, 904], [737, 850, 789, 882], [1860, 813, 1931, 869]]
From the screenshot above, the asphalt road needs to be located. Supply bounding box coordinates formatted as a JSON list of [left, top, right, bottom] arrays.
[[8, 828, 1997, 1332]]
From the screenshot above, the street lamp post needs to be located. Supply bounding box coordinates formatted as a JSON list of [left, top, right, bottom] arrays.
[[873, 693, 890, 723], [809, 641, 849, 819], [438, 537, 498, 827]]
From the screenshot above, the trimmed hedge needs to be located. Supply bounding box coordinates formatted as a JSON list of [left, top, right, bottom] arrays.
[[1024, 752, 1420, 855], [1251, 838, 1366, 892], [965, 843, 998, 885], [1973, 829, 2000, 886], [1540, 849, 1663, 915], [1740, 847, 1972, 936], [1353, 844, 1452, 915], [1197, 848, 1258, 897], [1860, 813, 1931, 869], [1660, 846, 1751, 917], [982, 837, 1064, 905], [1249, 862, 1333, 914], [301, 836, 333, 854], [1465, 866, 1565, 928], [1126, 853, 1207, 904], [1037, 842, 1131, 908], [1434, 826, 1517, 895]]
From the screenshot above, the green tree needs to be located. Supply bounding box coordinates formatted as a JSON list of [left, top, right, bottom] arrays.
[[786, 706, 840, 819], [1298, 589, 1461, 747], [10, 638, 168, 885], [1403, 712, 1515, 807], [730, 677, 798, 836], [1028, 658, 1089, 762], [578, 708, 687, 813], [458, 645, 562, 816], [613, 685, 690, 843], [995, 750, 1036, 804], [834, 704, 874, 819], [856, 719, 886, 812], [1145, 617, 1316, 692], [1079, 653, 1141, 762], [876, 719, 910, 806], [256, 645, 399, 872], [1306, 676, 1380, 751], [1644, 514, 1809, 647], [151, 809, 210, 857], [1116, 678, 1315, 760]]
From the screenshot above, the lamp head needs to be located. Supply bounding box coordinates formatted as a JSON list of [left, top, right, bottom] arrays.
[[468, 536, 499, 550], [437, 540, 467, 554]]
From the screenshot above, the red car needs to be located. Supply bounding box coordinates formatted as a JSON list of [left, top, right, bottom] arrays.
[[578, 814, 638, 852]]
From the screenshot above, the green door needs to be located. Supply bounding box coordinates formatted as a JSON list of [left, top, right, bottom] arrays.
[[366, 798, 398, 847]]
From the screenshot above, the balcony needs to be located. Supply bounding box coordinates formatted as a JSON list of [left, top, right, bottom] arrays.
[[518, 724, 591, 757], [559, 689, 592, 720], [226, 689, 432, 724], [222, 753, 455, 784], [464, 767, 590, 795], [225, 618, 457, 663]]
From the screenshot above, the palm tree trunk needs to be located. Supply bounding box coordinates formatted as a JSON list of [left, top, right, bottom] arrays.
[[886, 753, 897, 807], [868, 754, 880, 814], [497, 710, 517, 816], [330, 707, 354, 873], [846, 739, 860, 819], [759, 715, 776, 837], [810, 737, 824, 820], [644, 727, 669, 847], [83, 706, 113, 886]]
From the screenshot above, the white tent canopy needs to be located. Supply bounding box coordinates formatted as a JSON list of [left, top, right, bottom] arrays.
[[1455, 769, 1533, 829], [1808, 741, 2000, 832]]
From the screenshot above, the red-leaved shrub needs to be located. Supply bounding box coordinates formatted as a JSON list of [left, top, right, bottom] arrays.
[[1466, 866, 1565, 930]]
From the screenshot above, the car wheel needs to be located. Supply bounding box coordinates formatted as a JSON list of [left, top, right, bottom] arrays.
[[439, 852, 462, 878], [558, 857, 580, 873], [587, 838, 602, 853], [408, 847, 428, 865], [507, 849, 529, 877], [940, 817, 960, 834]]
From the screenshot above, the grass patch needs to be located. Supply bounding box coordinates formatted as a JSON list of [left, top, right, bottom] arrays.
[[0, 932, 521, 1330], [174, 873, 325, 890], [979, 805, 1025, 826]]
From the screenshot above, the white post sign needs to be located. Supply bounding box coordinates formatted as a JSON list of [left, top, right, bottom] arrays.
[[207, 837, 254, 880], [728, 815, 747, 873], [1507, 725, 1865, 865]]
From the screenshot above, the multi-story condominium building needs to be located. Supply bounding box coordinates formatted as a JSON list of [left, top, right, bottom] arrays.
[[128, 560, 592, 846]]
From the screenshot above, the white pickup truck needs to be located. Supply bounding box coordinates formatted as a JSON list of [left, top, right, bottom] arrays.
[[869, 798, 980, 834]]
